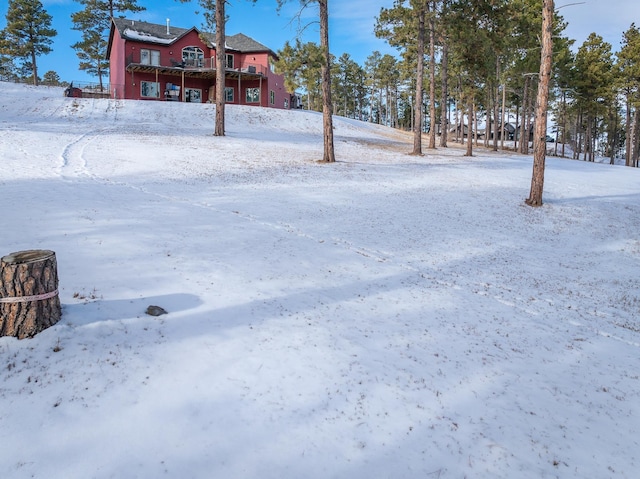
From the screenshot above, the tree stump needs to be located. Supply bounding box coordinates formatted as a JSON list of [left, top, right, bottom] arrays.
[[0, 250, 62, 339]]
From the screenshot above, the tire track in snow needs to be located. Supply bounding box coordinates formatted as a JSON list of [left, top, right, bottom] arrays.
[[57, 126, 119, 180], [56, 98, 124, 180], [58, 132, 94, 179]]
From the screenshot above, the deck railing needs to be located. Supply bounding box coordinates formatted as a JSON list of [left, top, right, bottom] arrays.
[[125, 54, 268, 77]]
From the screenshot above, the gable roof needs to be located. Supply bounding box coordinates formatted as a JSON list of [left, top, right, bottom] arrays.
[[112, 18, 193, 45], [227, 33, 273, 54], [108, 18, 276, 57]]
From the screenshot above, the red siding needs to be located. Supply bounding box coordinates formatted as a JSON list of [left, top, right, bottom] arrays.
[[109, 32, 127, 99], [109, 26, 293, 109]]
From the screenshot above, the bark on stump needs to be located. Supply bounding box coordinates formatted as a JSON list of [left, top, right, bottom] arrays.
[[0, 250, 62, 339]]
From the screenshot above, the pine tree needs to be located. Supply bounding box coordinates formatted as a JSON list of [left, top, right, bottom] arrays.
[[277, 0, 335, 162], [0, 55, 18, 82], [177, 1, 261, 137], [574, 33, 615, 161], [176, 0, 228, 136], [333, 53, 367, 119], [365, 51, 384, 124], [427, 0, 438, 149], [548, 34, 575, 158], [275, 40, 323, 111], [71, 0, 143, 88], [377, 54, 400, 127], [376, 0, 432, 155], [0, 0, 56, 86], [213, 0, 226, 137], [107, 0, 144, 17], [42, 70, 61, 85], [617, 24, 640, 167], [446, 0, 498, 156], [525, 0, 554, 207], [73, 0, 144, 84], [435, 0, 450, 147]]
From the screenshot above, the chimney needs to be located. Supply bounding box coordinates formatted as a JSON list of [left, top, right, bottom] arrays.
[[166, 18, 170, 35]]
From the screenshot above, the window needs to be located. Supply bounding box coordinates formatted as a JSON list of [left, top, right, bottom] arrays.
[[226, 54, 234, 69], [225, 87, 234, 103], [182, 46, 204, 67], [141, 81, 160, 98], [270, 90, 275, 105], [185, 88, 202, 103], [284, 98, 289, 109], [246, 87, 260, 103], [141, 49, 160, 66]]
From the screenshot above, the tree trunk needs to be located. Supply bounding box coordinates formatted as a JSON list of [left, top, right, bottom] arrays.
[[493, 60, 500, 151], [591, 117, 598, 162], [428, 1, 437, 149], [514, 98, 520, 151], [561, 90, 567, 158], [394, 85, 399, 127], [484, 90, 490, 148], [31, 50, 38, 86], [465, 96, 473, 156], [385, 85, 390, 126], [632, 108, 640, 167], [98, 65, 104, 92], [455, 99, 461, 143], [610, 107, 617, 165], [625, 97, 632, 166], [525, 0, 554, 207], [472, 104, 478, 148], [526, 83, 534, 154], [1, 250, 61, 339], [440, 40, 449, 147], [520, 77, 529, 154], [214, 0, 226, 136], [500, 82, 506, 150], [411, 4, 426, 156], [319, 0, 335, 163], [574, 112, 582, 159], [584, 116, 590, 161]]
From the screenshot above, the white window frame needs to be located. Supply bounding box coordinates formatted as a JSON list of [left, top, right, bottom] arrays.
[[246, 87, 260, 103], [226, 53, 234, 69], [141, 81, 160, 98], [140, 49, 160, 66], [225, 87, 234, 103], [182, 46, 204, 67], [270, 90, 275, 105]]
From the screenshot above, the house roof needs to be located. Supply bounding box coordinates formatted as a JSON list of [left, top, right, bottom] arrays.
[[112, 18, 192, 45], [227, 33, 273, 54], [108, 18, 276, 55]]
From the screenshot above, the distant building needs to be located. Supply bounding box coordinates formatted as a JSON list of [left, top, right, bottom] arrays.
[[106, 18, 294, 108]]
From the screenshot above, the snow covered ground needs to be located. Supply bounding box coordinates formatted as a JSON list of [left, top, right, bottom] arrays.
[[1, 81, 639, 478]]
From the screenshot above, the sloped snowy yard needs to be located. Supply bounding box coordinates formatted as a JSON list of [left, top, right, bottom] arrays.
[[1, 82, 639, 478]]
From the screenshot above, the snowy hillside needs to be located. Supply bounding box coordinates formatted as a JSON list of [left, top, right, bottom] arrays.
[[1, 81, 639, 478]]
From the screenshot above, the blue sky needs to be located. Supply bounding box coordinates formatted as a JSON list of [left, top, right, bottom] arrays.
[[1, 0, 639, 85], [1, 0, 398, 84]]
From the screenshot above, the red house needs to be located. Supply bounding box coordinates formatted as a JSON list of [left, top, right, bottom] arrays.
[[106, 18, 295, 108]]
